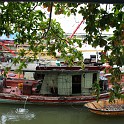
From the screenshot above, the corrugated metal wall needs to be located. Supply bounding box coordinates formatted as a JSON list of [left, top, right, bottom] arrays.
[[40, 73, 58, 95], [58, 74, 72, 95], [84, 73, 93, 88], [39, 71, 99, 96], [81, 72, 99, 95]]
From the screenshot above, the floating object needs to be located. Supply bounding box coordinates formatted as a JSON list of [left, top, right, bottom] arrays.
[[84, 98, 124, 116]]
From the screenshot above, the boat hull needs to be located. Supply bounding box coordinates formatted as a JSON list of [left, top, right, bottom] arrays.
[[89, 109, 124, 116], [0, 93, 110, 106]]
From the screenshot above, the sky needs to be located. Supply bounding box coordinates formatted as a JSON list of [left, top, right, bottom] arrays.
[[53, 14, 115, 35], [53, 13, 85, 34]]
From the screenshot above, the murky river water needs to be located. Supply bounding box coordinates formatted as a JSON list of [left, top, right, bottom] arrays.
[[0, 104, 124, 124]]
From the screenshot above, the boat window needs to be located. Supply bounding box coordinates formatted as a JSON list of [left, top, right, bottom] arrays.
[[33, 72, 45, 80]]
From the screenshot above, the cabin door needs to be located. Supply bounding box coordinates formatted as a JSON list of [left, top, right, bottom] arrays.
[[72, 75, 81, 94]]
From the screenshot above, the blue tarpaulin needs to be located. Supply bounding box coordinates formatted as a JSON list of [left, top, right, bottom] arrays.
[[0, 33, 18, 41]]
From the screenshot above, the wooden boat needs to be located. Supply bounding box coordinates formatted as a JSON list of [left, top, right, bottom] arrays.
[[84, 98, 124, 116], [0, 65, 122, 106]]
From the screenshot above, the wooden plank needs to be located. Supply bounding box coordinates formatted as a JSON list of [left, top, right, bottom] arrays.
[[92, 102, 103, 109], [86, 103, 96, 109]]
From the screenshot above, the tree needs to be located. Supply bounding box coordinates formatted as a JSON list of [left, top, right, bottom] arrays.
[[0, 2, 124, 100], [0, 2, 83, 71]]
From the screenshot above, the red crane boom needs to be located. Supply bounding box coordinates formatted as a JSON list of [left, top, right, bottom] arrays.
[[69, 19, 85, 39], [0, 42, 16, 56]]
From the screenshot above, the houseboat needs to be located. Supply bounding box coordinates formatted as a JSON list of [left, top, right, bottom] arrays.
[[0, 64, 115, 106]]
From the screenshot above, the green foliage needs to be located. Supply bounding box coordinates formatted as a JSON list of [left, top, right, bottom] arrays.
[[92, 81, 101, 102], [109, 83, 122, 102], [0, 2, 124, 101]]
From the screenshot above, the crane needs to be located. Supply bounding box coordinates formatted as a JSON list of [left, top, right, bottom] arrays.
[[0, 42, 16, 56]]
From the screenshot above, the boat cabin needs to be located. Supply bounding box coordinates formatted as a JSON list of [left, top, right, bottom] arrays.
[[0, 65, 107, 96], [33, 66, 101, 96]]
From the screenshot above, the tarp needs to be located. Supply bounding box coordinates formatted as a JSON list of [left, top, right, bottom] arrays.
[[0, 33, 18, 41]]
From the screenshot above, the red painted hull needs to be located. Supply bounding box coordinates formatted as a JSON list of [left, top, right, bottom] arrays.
[[1, 78, 124, 105], [0, 92, 111, 105]]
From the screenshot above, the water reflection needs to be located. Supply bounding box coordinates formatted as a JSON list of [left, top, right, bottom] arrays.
[[0, 107, 35, 124]]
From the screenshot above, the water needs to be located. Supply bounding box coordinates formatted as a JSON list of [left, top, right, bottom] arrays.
[[23, 96, 28, 109], [0, 104, 124, 124]]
